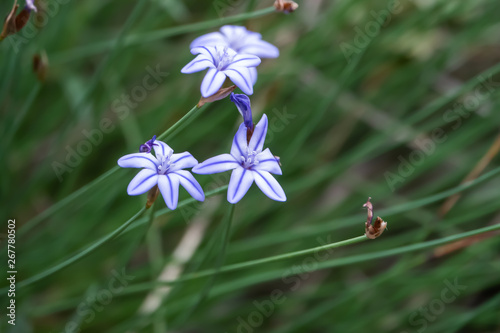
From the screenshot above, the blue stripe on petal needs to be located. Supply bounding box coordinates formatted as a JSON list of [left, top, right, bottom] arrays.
[[232, 169, 246, 201], [132, 173, 157, 192], [254, 171, 279, 196]]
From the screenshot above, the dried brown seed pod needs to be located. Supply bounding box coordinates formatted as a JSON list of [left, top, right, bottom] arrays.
[[274, 0, 299, 14], [33, 51, 48, 82], [363, 197, 388, 239]]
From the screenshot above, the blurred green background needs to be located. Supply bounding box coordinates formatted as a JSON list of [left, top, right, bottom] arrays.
[[1, 0, 500, 332]]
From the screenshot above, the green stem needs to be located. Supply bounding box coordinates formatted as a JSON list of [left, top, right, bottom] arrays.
[[172, 203, 235, 326], [19, 104, 204, 237], [51, 7, 276, 64], [13, 207, 147, 291], [146, 203, 163, 278], [129, 235, 368, 292], [71, 0, 148, 119], [11, 185, 228, 293], [123, 222, 500, 295]]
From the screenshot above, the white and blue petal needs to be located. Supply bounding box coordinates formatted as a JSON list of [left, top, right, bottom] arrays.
[[223, 67, 254, 95], [118, 153, 159, 170], [225, 54, 261, 70], [248, 114, 268, 152], [173, 170, 205, 202], [252, 170, 286, 202], [170, 152, 198, 171], [190, 32, 226, 51], [158, 174, 180, 210], [201, 68, 227, 97], [127, 169, 159, 195], [230, 123, 249, 159], [190, 46, 218, 62], [255, 148, 282, 175], [248, 67, 258, 85], [181, 54, 215, 74], [192, 154, 239, 174], [153, 140, 173, 158], [239, 40, 279, 58], [227, 167, 254, 204]]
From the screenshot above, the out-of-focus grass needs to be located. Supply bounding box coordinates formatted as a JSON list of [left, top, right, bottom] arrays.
[[1, 0, 500, 332]]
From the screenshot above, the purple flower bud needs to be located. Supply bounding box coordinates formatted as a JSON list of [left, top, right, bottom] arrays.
[[230, 93, 253, 130], [139, 135, 157, 153]]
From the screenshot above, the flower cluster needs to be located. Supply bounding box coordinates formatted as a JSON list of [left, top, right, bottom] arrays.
[[118, 25, 286, 209]]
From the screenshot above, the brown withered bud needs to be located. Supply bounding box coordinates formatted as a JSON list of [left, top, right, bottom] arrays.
[[197, 85, 236, 108], [146, 185, 160, 209], [274, 0, 299, 14], [14, 7, 31, 32], [0, 1, 19, 41], [363, 197, 388, 239], [33, 51, 48, 82]]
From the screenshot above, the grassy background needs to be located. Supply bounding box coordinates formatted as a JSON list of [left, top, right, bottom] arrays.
[[1, 0, 500, 332]]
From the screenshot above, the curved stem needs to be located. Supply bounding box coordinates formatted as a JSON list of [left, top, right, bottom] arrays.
[[13, 207, 147, 291], [123, 222, 500, 294], [19, 104, 204, 237], [127, 235, 368, 292], [51, 7, 276, 64]]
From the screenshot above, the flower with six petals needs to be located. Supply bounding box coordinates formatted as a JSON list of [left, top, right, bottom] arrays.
[[118, 139, 205, 210], [190, 25, 279, 85], [193, 114, 285, 204], [181, 45, 261, 98]]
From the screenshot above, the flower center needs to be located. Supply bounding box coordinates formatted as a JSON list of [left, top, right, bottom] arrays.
[[240, 150, 259, 169], [216, 47, 235, 71], [157, 151, 174, 175]]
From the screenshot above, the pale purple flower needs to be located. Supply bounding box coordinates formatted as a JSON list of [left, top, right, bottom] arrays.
[[190, 25, 279, 86], [26, 0, 37, 12], [193, 114, 285, 204], [181, 45, 261, 98], [118, 139, 205, 210], [190, 25, 279, 59]]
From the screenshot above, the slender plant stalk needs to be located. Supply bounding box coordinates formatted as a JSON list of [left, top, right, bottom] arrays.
[[122, 222, 500, 295], [172, 203, 235, 326], [19, 104, 204, 237], [12, 207, 147, 291], [50, 7, 276, 64], [10, 185, 228, 294]]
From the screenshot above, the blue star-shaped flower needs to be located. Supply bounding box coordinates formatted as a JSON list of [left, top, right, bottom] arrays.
[[118, 139, 205, 210], [193, 114, 285, 204], [190, 25, 279, 85], [181, 45, 261, 98]]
